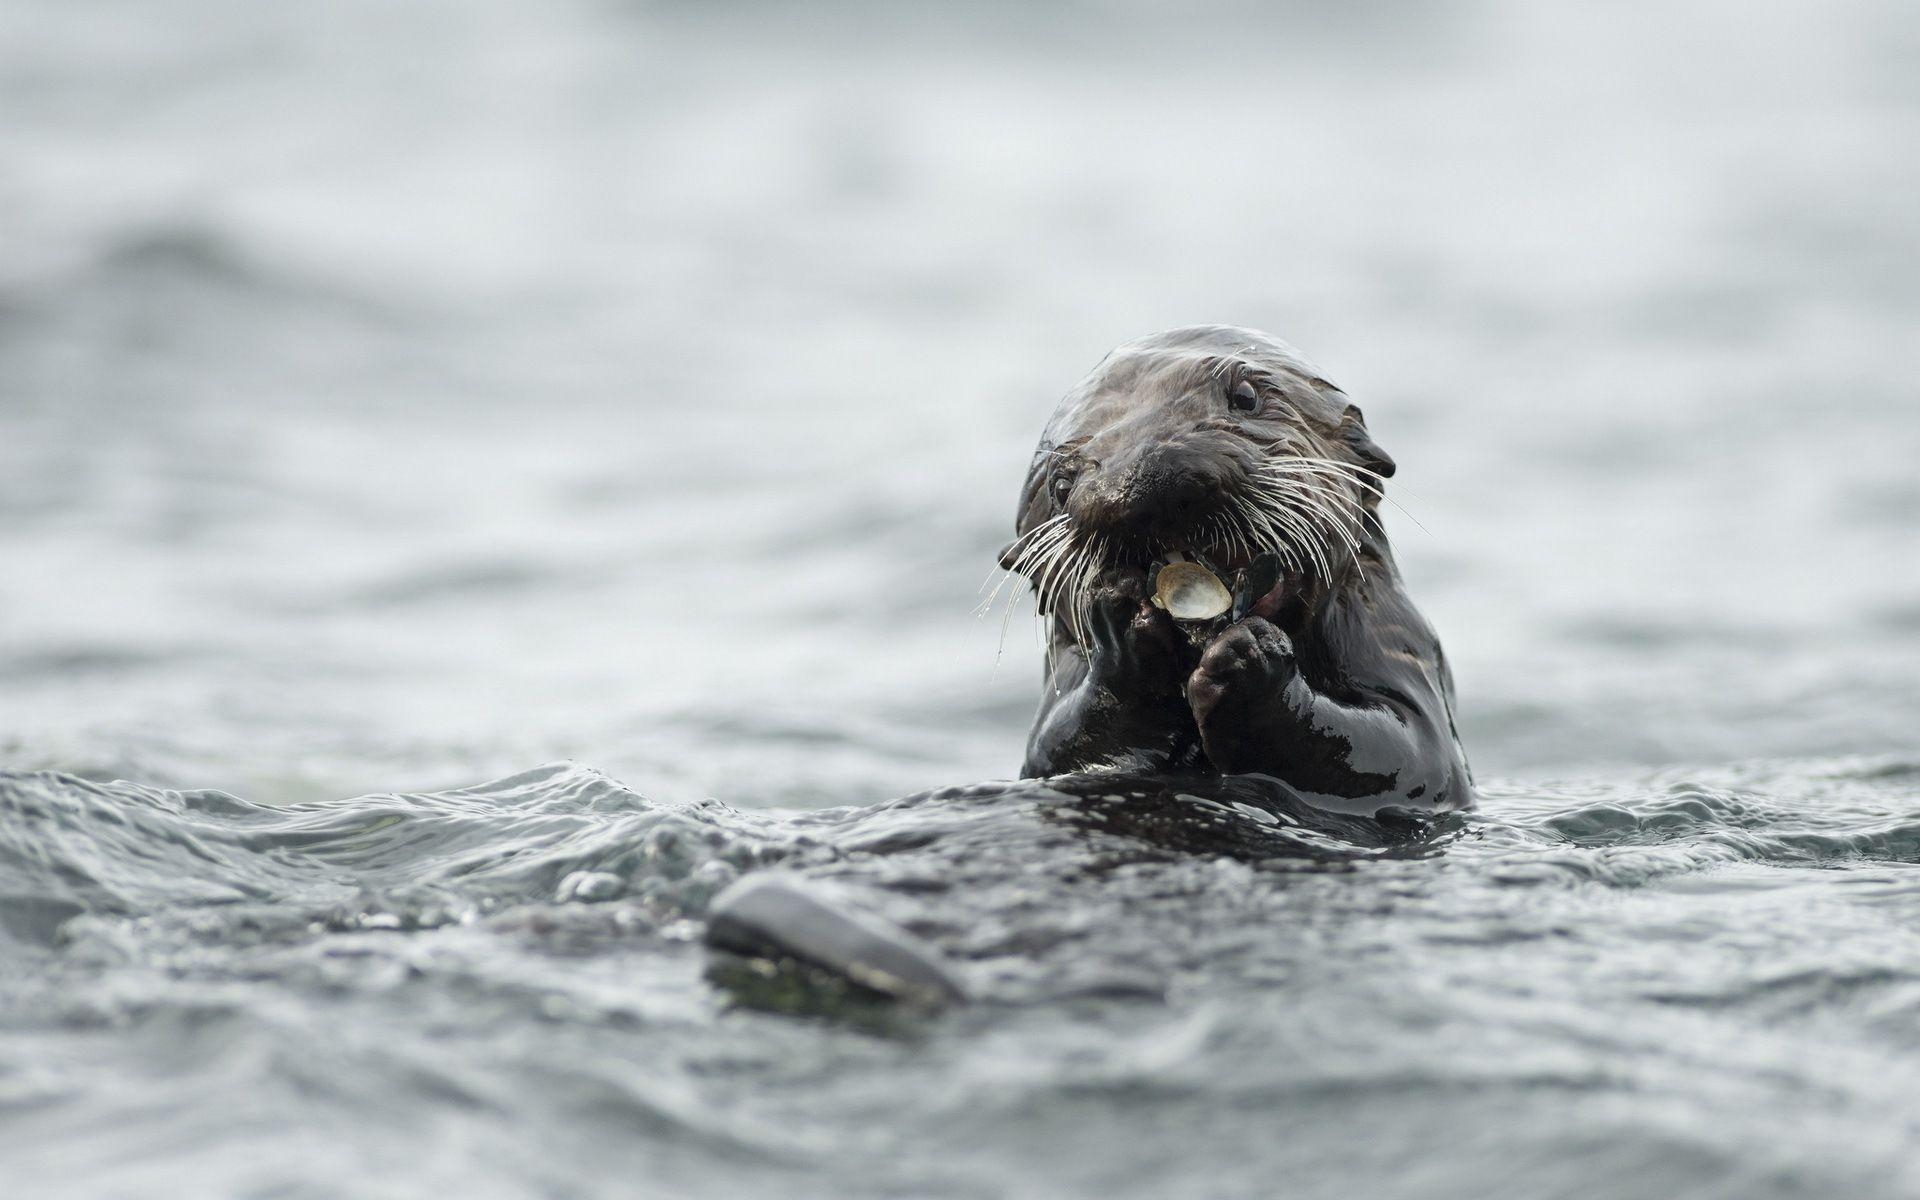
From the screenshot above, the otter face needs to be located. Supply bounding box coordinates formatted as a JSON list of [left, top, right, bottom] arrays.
[[1001, 326, 1396, 642]]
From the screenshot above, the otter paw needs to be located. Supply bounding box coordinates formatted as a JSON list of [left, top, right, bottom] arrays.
[[1083, 566, 1184, 690], [1186, 617, 1295, 723]]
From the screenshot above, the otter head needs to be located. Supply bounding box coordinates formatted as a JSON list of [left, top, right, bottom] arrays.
[[1001, 325, 1396, 641]]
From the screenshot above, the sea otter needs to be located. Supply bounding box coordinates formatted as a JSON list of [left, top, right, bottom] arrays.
[[1001, 325, 1472, 814], [702, 325, 1471, 1007]]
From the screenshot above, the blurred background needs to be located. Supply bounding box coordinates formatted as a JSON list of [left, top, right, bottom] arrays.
[[2, 0, 1916, 808]]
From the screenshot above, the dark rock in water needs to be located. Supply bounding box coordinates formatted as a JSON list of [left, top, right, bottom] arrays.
[[705, 874, 969, 1012]]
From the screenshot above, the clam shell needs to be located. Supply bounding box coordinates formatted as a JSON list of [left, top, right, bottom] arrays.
[[1153, 562, 1232, 621]]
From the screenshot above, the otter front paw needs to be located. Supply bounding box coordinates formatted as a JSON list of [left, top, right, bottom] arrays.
[[1186, 617, 1297, 766], [1083, 565, 1186, 695]]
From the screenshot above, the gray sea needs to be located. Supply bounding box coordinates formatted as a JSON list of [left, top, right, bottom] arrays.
[[2, 1, 1918, 1197]]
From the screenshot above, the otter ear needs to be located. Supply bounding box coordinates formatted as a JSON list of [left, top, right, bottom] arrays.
[[1339, 404, 1396, 479]]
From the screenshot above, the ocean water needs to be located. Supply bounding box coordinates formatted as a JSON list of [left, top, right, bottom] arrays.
[[2, 1, 1918, 1197]]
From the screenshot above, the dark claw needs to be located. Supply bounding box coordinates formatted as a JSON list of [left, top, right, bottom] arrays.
[[1232, 552, 1283, 622]]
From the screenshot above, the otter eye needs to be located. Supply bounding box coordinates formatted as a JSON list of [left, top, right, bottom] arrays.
[[1227, 378, 1261, 413]]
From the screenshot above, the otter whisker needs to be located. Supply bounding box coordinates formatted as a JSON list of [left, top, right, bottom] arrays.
[[1268, 455, 1390, 487], [1228, 518, 1252, 566], [988, 517, 1083, 668], [983, 513, 1068, 583], [1007, 526, 1073, 592], [1258, 457, 1381, 500], [1242, 488, 1336, 580], [1254, 480, 1365, 583], [1263, 454, 1388, 486], [1000, 532, 1075, 632], [1014, 514, 1074, 558], [977, 516, 1071, 616], [1260, 463, 1385, 521], [1080, 537, 1103, 649], [983, 541, 1059, 606], [1198, 513, 1237, 567], [1041, 533, 1088, 657], [1278, 490, 1351, 578], [1069, 538, 1102, 658], [1037, 541, 1069, 617], [1042, 535, 1080, 658], [1262, 475, 1366, 551], [1255, 464, 1374, 546], [1265, 455, 1427, 534], [1013, 519, 1072, 562], [1005, 522, 1097, 672], [1030, 534, 1078, 623], [1221, 506, 1279, 575], [1243, 502, 1324, 582]]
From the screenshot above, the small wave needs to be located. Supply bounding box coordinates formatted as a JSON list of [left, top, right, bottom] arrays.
[[1460, 770, 1920, 890], [0, 764, 808, 946], [2, 756, 1918, 1200]]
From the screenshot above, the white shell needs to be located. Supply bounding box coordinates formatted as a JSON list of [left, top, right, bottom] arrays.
[[1153, 562, 1232, 621]]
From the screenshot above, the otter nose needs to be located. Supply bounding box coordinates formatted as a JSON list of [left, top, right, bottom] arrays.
[[1133, 451, 1214, 532], [1074, 441, 1232, 544]]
